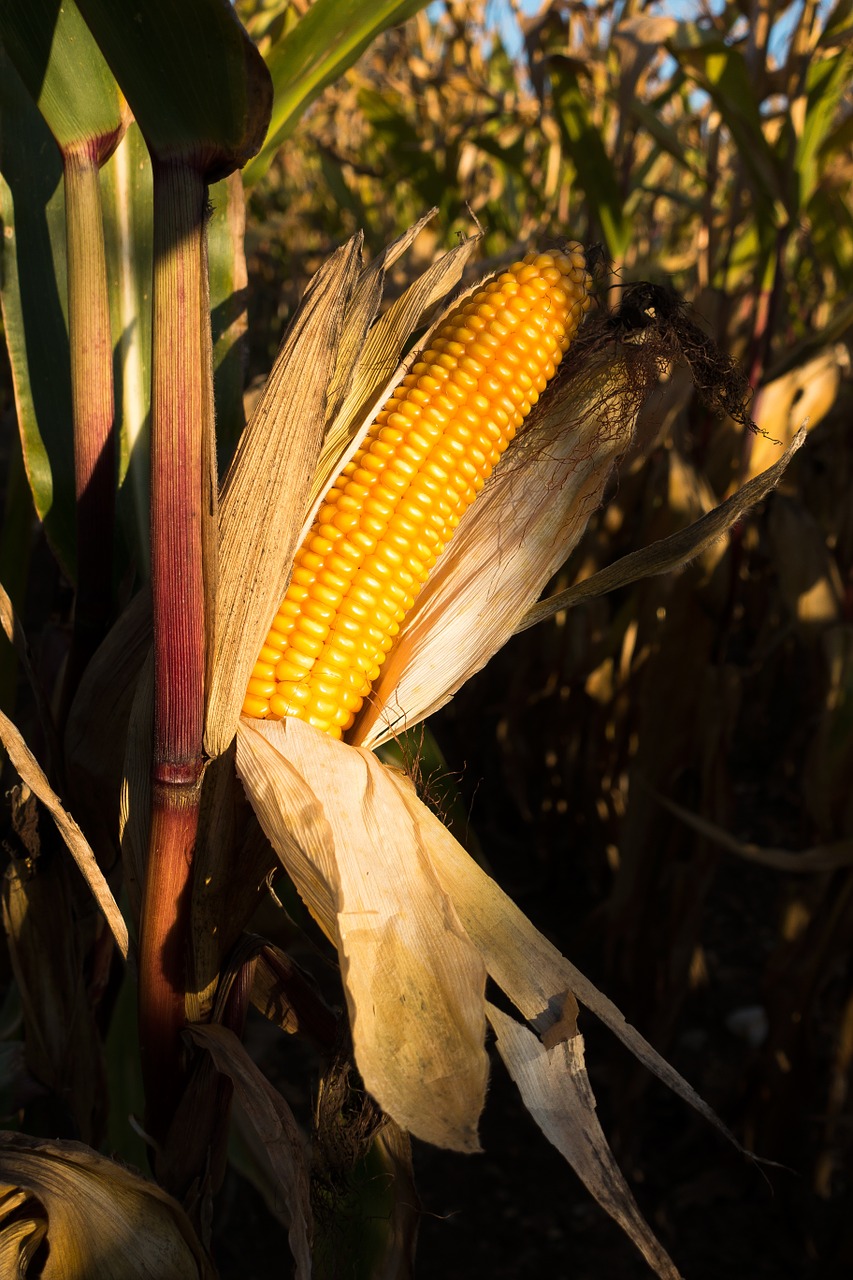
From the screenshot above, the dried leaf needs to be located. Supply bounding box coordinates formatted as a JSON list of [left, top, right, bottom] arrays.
[[324, 208, 439, 422], [0, 1131, 214, 1279], [488, 1004, 683, 1280], [0, 708, 128, 960], [657, 792, 853, 873], [188, 1023, 312, 1280], [313, 226, 481, 509], [386, 767, 746, 1156], [518, 426, 808, 633], [236, 716, 489, 1152]]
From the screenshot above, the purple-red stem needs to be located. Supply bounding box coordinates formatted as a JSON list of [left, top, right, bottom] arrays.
[[139, 159, 209, 1141]]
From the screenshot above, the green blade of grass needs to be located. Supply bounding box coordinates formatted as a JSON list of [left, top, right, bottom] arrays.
[[243, 0, 428, 185]]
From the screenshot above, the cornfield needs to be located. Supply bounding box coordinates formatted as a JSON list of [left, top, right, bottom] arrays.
[[0, 1, 850, 1277]]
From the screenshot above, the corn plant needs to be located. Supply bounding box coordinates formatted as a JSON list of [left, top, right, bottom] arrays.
[[0, 2, 829, 1277]]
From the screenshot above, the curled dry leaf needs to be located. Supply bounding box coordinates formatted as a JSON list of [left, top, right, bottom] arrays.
[[0, 707, 128, 960], [236, 708, 744, 1174], [657, 792, 853, 873], [0, 1131, 214, 1279], [488, 1004, 683, 1280], [518, 426, 807, 633], [236, 716, 488, 1153], [188, 1023, 312, 1280]]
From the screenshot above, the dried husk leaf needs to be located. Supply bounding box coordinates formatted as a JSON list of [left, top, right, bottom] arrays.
[[323, 208, 440, 423], [188, 1023, 312, 1280], [519, 426, 808, 631], [381, 763, 745, 1154], [0, 1132, 214, 1279], [236, 714, 744, 1221], [0, 1190, 46, 1273], [352, 342, 645, 748], [487, 1004, 683, 1280], [0, 708, 128, 960], [208, 232, 363, 757], [319, 224, 482, 492], [235, 716, 488, 1152]]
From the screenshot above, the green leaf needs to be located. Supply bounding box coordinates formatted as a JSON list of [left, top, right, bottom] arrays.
[[629, 99, 696, 177], [547, 55, 631, 258], [243, 0, 429, 186], [0, 0, 124, 160], [0, 47, 76, 576], [668, 23, 786, 229], [209, 172, 249, 478], [100, 122, 154, 581], [75, 0, 272, 177], [0, 437, 35, 720], [794, 35, 853, 208]]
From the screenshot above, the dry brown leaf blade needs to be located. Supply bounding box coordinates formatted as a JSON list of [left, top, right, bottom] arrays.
[[188, 1023, 312, 1280], [519, 426, 807, 633], [488, 1004, 684, 1280], [236, 717, 489, 1152], [657, 791, 853, 872], [325, 208, 439, 420], [0, 1132, 214, 1279], [320, 226, 482, 490], [208, 232, 364, 757], [385, 768, 747, 1157], [0, 708, 128, 960]]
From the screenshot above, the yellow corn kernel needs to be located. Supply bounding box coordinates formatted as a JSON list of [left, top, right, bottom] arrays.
[[243, 246, 592, 737]]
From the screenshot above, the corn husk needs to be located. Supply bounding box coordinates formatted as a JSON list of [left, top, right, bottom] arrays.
[[351, 343, 646, 747], [0, 1132, 214, 1279], [235, 712, 719, 1276], [236, 716, 488, 1153], [487, 1003, 683, 1280]]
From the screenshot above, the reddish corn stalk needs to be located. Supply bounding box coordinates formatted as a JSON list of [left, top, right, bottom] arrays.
[[139, 160, 212, 1141]]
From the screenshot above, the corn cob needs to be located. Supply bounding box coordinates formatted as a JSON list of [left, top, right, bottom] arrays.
[[243, 245, 592, 737]]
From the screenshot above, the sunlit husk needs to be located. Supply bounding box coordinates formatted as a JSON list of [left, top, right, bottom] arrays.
[[350, 342, 645, 748], [236, 716, 488, 1152], [235, 713, 725, 1276], [210, 218, 481, 757], [0, 1133, 214, 1279], [487, 1004, 683, 1280]]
